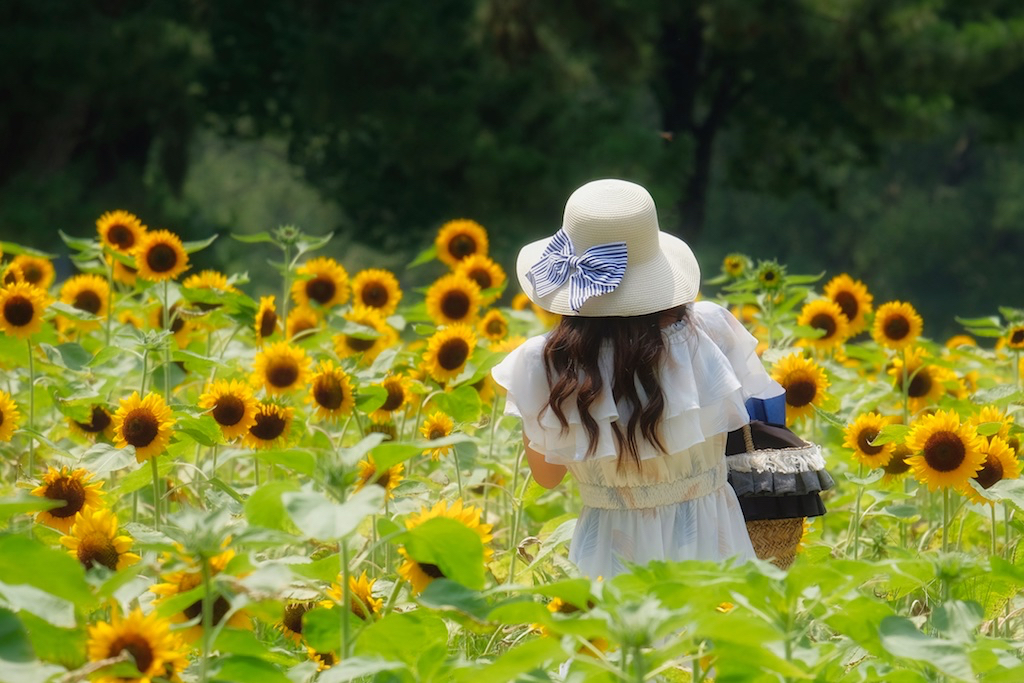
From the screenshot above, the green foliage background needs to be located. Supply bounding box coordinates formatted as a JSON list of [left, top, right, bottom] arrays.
[[3, 0, 1024, 335]]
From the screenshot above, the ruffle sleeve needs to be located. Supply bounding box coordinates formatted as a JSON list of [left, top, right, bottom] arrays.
[[490, 302, 784, 465]]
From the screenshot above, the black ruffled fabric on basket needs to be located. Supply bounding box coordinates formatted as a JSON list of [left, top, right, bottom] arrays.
[[726, 419, 833, 519]]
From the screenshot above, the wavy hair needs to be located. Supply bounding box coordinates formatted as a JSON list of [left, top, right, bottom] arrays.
[[540, 305, 689, 468]]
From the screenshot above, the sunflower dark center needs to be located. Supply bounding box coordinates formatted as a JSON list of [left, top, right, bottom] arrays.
[[108, 225, 135, 249], [282, 602, 312, 634], [346, 334, 376, 352], [306, 277, 336, 305], [183, 595, 231, 626], [883, 315, 911, 341], [316, 652, 337, 667], [146, 244, 178, 273], [449, 235, 477, 259], [212, 395, 246, 427], [251, 411, 286, 440], [259, 310, 278, 338], [785, 378, 817, 408], [834, 291, 859, 321], [78, 537, 120, 571], [468, 269, 492, 290], [22, 264, 43, 285], [440, 291, 471, 320], [374, 469, 392, 489], [907, 369, 933, 399], [122, 410, 159, 448], [76, 405, 111, 433], [429, 428, 446, 440], [381, 384, 405, 412], [4, 296, 34, 327], [314, 376, 345, 410], [438, 338, 470, 371], [361, 283, 389, 308], [158, 306, 184, 334], [923, 431, 966, 472], [763, 271, 776, 282], [266, 360, 299, 388], [2, 271, 16, 285], [290, 318, 316, 337], [73, 290, 102, 314], [418, 562, 446, 579], [1009, 436, 1020, 455], [486, 319, 506, 336], [810, 313, 837, 339], [857, 428, 884, 455], [976, 454, 1005, 489], [108, 635, 154, 675], [1011, 329, 1024, 345], [45, 477, 87, 518]]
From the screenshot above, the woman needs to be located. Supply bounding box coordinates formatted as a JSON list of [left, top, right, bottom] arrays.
[[491, 178, 784, 578]]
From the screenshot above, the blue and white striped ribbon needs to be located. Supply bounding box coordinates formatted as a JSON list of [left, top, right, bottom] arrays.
[[526, 229, 627, 312]]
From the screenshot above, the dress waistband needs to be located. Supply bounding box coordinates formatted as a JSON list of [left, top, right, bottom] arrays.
[[576, 461, 728, 510]]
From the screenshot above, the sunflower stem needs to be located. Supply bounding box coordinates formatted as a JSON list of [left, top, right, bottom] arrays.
[[340, 539, 352, 659], [280, 243, 292, 329], [506, 450, 529, 585], [454, 449, 464, 500], [942, 486, 950, 554], [162, 279, 171, 399], [150, 455, 161, 530], [991, 503, 998, 557], [852, 464, 863, 560], [104, 255, 114, 347], [26, 339, 35, 480], [901, 348, 910, 425], [140, 349, 149, 396], [254, 456, 260, 487], [200, 556, 213, 683]]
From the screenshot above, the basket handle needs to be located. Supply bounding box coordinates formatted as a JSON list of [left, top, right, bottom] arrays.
[[742, 423, 755, 453]]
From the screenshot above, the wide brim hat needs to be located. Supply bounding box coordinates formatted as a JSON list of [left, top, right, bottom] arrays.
[[516, 178, 700, 317]]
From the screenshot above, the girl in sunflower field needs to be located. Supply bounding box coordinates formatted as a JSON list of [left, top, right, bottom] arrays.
[[492, 179, 786, 579]]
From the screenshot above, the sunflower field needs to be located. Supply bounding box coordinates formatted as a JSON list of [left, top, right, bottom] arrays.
[[0, 217, 1023, 683]]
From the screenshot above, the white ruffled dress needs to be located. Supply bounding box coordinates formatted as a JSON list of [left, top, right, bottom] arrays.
[[491, 301, 785, 579]]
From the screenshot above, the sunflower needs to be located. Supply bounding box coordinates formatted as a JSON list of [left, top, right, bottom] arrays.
[[198, 380, 259, 441], [8, 254, 55, 290], [31, 466, 105, 533], [531, 302, 562, 328], [255, 295, 279, 341], [843, 413, 895, 468], [770, 353, 830, 423], [244, 401, 294, 450], [69, 404, 115, 441], [823, 274, 873, 336], [1007, 325, 1024, 350], [967, 405, 1014, 442], [755, 260, 785, 291], [367, 421, 398, 441], [182, 269, 238, 294], [60, 507, 140, 571], [370, 375, 412, 423], [325, 570, 384, 620], [888, 347, 951, 412], [150, 548, 248, 642], [420, 412, 454, 461], [86, 607, 188, 683], [286, 305, 321, 340], [477, 309, 508, 341], [96, 210, 147, 253], [307, 647, 338, 671], [398, 498, 493, 595], [424, 324, 478, 383], [333, 305, 397, 363], [435, 218, 489, 267], [797, 299, 850, 351], [111, 257, 139, 286], [426, 273, 482, 326], [355, 455, 404, 499], [57, 274, 110, 332], [905, 410, 986, 491], [277, 600, 317, 644], [511, 293, 531, 311], [961, 436, 1021, 505], [112, 392, 176, 463], [490, 335, 526, 354], [945, 334, 976, 350], [872, 301, 923, 351], [882, 443, 913, 484], [472, 374, 497, 404], [150, 302, 193, 348], [134, 229, 189, 282], [0, 390, 20, 442], [308, 360, 355, 421], [722, 253, 749, 278], [455, 254, 506, 304], [0, 282, 50, 338], [351, 268, 402, 316], [252, 341, 311, 394], [291, 256, 350, 310]]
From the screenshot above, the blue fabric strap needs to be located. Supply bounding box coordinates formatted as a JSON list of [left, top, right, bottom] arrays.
[[527, 228, 627, 312]]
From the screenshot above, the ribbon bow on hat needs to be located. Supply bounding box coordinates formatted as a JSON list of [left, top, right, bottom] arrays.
[[526, 228, 627, 312]]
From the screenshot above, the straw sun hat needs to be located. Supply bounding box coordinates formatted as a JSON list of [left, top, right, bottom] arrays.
[[516, 178, 700, 317]]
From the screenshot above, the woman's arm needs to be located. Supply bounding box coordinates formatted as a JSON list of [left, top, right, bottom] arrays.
[[523, 435, 567, 488]]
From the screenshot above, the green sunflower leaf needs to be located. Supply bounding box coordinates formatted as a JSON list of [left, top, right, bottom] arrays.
[[283, 486, 385, 540], [0, 536, 93, 607], [954, 315, 1002, 328], [400, 517, 486, 591], [878, 615, 974, 680], [230, 231, 276, 244], [245, 481, 301, 532], [354, 610, 448, 664], [407, 245, 438, 269], [870, 423, 910, 446], [430, 384, 481, 423], [181, 234, 218, 254], [209, 655, 291, 683], [0, 495, 62, 525], [78, 442, 138, 476]]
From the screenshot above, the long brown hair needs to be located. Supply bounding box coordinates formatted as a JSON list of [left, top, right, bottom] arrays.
[[540, 305, 689, 468]]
